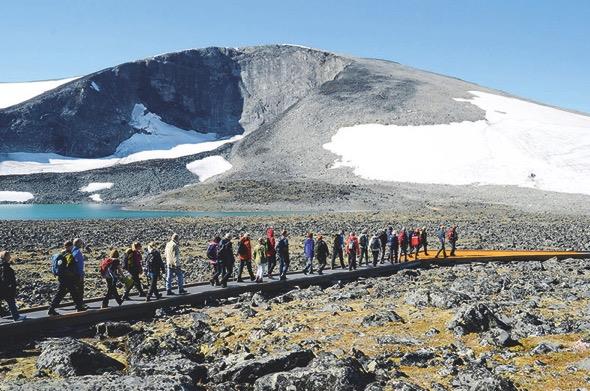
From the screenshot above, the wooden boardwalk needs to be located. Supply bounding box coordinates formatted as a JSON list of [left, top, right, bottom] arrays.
[[1, 250, 587, 341]]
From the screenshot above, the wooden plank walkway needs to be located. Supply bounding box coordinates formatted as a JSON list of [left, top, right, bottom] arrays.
[[1, 250, 587, 341]]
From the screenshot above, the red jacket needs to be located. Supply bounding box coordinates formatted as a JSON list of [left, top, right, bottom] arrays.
[[238, 237, 252, 261], [345, 236, 360, 255], [266, 228, 276, 257]]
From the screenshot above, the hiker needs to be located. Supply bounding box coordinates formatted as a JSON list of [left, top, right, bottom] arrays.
[[303, 232, 315, 274], [276, 230, 290, 281], [72, 238, 86, 302], [448, 225, 458, 256], [266, 228, 277, 279], [165, 233, 187, 295], [145, 242, 166, 301], [410, 228, 421, 260], [100, 249, 124, 308], [236, 233, 255, 282], [331, 233, 345, 269], [387, 228, 399, 263], [345, 232, 360, 271], [253, 237, 267, 283], [379, 229, 389, 263], [358, 229, 369, 266], [315, 235, 330, 274], [0, 251, 26, 322], [408, 229, 415, 257], [217, 233, 235, 287], [48, 241, 87, 316], [398, 228, 409, 262], [123, 242, 146, 300], [435, 224, 447, 259], [420, 226, 429, 256], [369, 233, 381, 267], [207, 236, 221, 286]]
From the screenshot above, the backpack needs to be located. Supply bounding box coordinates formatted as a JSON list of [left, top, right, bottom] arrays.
[[359, 234, 368, 247], [99, 258, 115, 277], [237, 241, 248, 256], [411, 235, 420, 248], [446, 229, 454, 241], [370, 238, 380, 251], [51, 253, 65, 276], [348, 240, 355, 250], [206, 243, 218, 260], [123, 250, 133, 271]]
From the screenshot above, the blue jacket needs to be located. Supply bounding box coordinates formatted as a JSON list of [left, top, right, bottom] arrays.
[[436, 229, 446, 243], [304, 238, 315, 259], [72, 247, 85, 277]]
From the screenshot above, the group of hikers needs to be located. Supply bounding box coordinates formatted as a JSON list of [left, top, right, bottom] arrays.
[[0, 224, 458, 322]]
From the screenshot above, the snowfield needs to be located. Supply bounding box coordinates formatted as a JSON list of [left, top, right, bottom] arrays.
[[79, 182, 114, 193], [0, 104, 243, 176], [88, 194, 103, 202], [323, 91, 590, 195], [186, 156, 233, 181], [0, 77, 79, 109], [0, 191, 34, 202]]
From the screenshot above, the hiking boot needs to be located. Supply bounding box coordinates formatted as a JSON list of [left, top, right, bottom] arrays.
[[250, 276, 255, 281], [221, 282, 227, 288], [14, 315, 26, 322], [139, 292, 146, 297], [76, 307, 87, 312], [48, 308, 59, 316], [101, 305, 108, 309], [145, 297, 151, 302], [237, 278, 244, 283], [167, 290, 175, 296], [209, 279, 216, 286], [179, 289, 188, 295]]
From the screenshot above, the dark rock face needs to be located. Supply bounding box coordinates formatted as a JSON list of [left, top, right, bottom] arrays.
[[36, 337, 124, 377], [0, 46, 347, 158], [253, 352, 373, 391], [361, 310, 404, 327], [95, 321, 133, 338], [405, 288, 471, 309], [447, 303, 510, 335], [452, 364, 518, 391]]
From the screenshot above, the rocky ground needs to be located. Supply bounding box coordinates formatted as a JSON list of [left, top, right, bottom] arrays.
[[2, 256, 590, 390], [1, 208, 590, 309]]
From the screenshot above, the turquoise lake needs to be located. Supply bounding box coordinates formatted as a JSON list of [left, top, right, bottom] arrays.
[[0, 204, 298, 221]]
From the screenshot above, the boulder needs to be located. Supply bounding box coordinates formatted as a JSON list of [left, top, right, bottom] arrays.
[[212, 349, 315, 383], [447, 303, 510, 335], [95, 321, 133, 338], [253, 352, 373, 391], [361, 310, 404, 327], [36, 338, 124, 377], [404, 288, 471, 309], [530, 342, 562, 355], [452, 364, 517, 391], [399, 349, 436, 367]]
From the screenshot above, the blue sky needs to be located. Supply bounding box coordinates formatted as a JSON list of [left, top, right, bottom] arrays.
[[1, 0, 589, 113]]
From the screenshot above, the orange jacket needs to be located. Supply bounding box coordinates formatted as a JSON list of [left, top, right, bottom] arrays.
[[345, 236, 360, 255], [238, 237, 252, 261]]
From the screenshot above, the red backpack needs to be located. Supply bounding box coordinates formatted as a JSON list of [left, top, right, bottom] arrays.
[[411, 235, 420, 247], [99, 258, 115, 277]]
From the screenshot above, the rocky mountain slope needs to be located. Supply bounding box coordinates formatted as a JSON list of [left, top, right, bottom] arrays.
[[1, 45, 589, 210]]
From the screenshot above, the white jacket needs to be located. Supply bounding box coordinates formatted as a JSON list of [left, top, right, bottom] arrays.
[[165, 240, 180, 268]]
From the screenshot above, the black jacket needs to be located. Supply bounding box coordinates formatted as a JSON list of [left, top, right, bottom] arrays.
[[315, 239, 330, 261], [145, 249, 166, 276], [0, 261, 17, 299], [217, 239, 235, 263]]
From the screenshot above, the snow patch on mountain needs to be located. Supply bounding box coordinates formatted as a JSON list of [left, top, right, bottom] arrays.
[[0, 104, 243, 176], [0, 77, 79, 109], [186, 156, 233, 182], [88, 194, 103, 202], [80, 182, 113, 192], [323, 91, 590, 195], [90, 81, 100, 92], [0, 191, 34, 202]]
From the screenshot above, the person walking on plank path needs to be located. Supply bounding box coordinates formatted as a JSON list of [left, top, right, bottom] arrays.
[[253, 237, 267, 283], [123, 242, 146, 300], [388, 228, 399, 263], [345, 232, 360, 271], [236, 233, 255, 282], [448, 225, 459, 256], [331, 232, 345, 269], [265, 228, 277, 279], [420, 226, 429, 256], [165, 234, 187, 295], [315, 234, 330, 275], [145, 242, 166, 301], [303, 232, 315, 274], [435, 224, 448, 259], [48, 241, 87, 316], [379, 229, 388, 263], [72, 238, 87, 304], [276, 230, 290, 281], [358, 229, 369, 266], [369, 233, 382, 267], [99, 249, 124, 308], [0, 251, 26, 321], [207, 236, 221, 286], [218, 233, 236, 288], [398, 228, 409, 262]]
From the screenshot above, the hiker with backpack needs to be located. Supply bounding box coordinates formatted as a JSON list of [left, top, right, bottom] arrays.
[[123, 242, 146, 300], [48, 241, 87, 316], [410, 228, 421, 260], [0, 251, 26, 322], [345, 232, 360, 271], [303, 232, 315, 275], [100, 249, 124, 308], [165, 233, 187, 295], [435, 224, 447, 259], [358, 229, 369, 266], [253, 237, 267, 283], [315, 234, 330, 275], [398, 228, 409, 262], [217, 233, 235, 287], [236, 233, 255, 282], [448, 225, 458, 256], [369, 233, 382, 267], [207, 236, 221, 286], [420, 226, 429, 256], [379, 230, 388, 263], [145, 242, 166, 301], [387, 231, 399, 264], [72, 238, 86, 303], [330, 232, 345, 269], [265, 228, 277, 279], [276, 230, 290, 281], [408, 229, 415, 257]]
